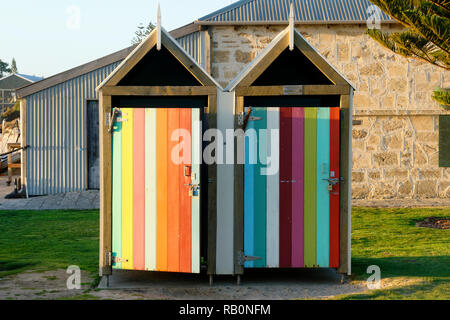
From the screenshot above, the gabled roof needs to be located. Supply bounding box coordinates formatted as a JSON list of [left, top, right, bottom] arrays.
[[16, 73, 44, 83], [16, 46, 135, 98], [97, 27, 222, 90], [0, 73, 41, 90], [226, 26, 355, 91], [198, 0, 395, 24]]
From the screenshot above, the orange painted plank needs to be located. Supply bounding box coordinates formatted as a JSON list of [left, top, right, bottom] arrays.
[[167, 108, 181, 272], [156, 109, 168, 271], [133, 108, 146, 270], [179, 108, 192, 273]]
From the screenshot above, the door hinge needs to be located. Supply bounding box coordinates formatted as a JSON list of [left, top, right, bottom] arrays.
[[237, 251, 262, 266], [105, 252, 112, 267], [237, 112, 245, 126]]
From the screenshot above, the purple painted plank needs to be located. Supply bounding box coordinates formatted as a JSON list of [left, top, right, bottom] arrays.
[[291, 107, 305, 268]]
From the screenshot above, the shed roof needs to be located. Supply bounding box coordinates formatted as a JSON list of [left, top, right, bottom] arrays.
[[97, 27, 222, 90], [0, 73, 41, 90], [226, 26, 355, 91], [198, 0, 395, 24]]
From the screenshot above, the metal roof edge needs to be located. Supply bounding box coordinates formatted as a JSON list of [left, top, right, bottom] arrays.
[[197, 0, 255, 22], [16, 46, 136, 98]]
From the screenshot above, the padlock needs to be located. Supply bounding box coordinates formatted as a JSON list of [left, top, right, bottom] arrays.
[[328, 184, 333, 192]]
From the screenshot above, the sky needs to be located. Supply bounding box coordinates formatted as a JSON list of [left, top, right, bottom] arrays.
[[0, 0, 235, 78]]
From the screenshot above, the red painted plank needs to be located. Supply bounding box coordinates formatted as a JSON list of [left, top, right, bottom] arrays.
[[279, 108, 293, 268], [179, 108, 192, 273], [167, 108, 181, 272], [133, 108, 146, 271], [291, 108, 305, 268], [329, 108, 340, 268]]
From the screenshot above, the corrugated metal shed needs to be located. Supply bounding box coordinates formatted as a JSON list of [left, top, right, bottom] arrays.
[[25, 63, 119, 195], [198, 0, 395, 23], [21, 34, 208, 196]]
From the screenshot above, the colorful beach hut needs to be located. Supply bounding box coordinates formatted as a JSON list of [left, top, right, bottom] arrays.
[[224, 23, 354, 282], [97, 21, 223, 279]]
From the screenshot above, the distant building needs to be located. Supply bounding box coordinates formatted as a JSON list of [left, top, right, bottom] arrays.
[[0, 73, 43, 114]]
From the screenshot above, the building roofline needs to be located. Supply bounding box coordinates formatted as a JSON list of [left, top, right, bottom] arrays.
[[16, 27, 202, 98], [195, 20, 399, 26], [0, 73, 35, 84], [16, 46, 136, 98]]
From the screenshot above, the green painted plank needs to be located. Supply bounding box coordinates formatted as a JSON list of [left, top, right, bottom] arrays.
[[304, 108, 317, 268], [112, 116, 122, 269]]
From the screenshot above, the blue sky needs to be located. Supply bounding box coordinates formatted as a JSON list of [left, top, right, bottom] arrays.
[[1, 0, 234, 77]]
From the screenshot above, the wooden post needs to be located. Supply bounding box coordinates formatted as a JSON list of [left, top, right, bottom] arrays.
[[207, 93, 218, 275], [99, 93, 113, 277], [20, 99, 27, 195], [339, 93, 352, 275], [234, 96, 245, 275]]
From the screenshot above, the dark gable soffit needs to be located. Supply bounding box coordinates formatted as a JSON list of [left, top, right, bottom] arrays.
[[16, 25, 203, 99]]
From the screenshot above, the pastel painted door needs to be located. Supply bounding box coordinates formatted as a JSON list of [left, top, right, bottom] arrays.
[[112, 107, 201, 273], [244, 107, 340, 269]]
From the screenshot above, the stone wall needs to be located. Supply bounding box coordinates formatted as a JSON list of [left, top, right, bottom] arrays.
[[209, 24, 450, 199]]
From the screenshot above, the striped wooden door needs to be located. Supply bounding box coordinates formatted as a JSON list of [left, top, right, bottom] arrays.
[[112, 107, 201, 273], [244, 107, 340, 269]]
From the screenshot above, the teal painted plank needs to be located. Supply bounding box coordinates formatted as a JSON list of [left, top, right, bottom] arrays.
[[191, 108, 201, 273], [253, 108, 267, 268], [112, 116, 122, 269], [316, 108, 330, 268], [244, 107, 257, 268]]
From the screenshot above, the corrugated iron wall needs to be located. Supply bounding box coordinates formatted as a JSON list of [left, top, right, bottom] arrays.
[[177, 31, 208, 70], [25, 33, 207, 195], [25, 63, 120, 195]]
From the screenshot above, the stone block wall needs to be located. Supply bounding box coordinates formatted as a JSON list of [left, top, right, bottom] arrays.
[[209, 24, 450, 199]]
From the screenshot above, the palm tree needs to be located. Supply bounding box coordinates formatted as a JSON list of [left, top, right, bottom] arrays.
[[367, 0, 449, 109]]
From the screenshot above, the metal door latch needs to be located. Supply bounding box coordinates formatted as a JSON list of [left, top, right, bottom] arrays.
[[237, 251, 262, 266], [111, 253, 128, 266]]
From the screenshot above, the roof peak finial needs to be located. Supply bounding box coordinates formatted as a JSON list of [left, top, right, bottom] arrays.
[[157, 3, 162, 50], [289, 2, 295, 51]]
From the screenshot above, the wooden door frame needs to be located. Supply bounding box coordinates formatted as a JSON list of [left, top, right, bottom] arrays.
[[233, 85, 353, 276], [99, 86, 218, 276]]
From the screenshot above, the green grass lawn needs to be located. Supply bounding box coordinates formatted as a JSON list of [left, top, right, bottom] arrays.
[[0, 210, 99, 278], [0, 207, 448, 300], [337, 207, 450, 300]]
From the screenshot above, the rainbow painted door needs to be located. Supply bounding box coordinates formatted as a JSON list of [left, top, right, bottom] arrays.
[[244, 107, 340, 269], [112, 108, 202, 273]]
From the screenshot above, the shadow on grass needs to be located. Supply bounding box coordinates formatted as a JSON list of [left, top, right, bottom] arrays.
[[0, 260, 38, 278], [352, 256, 450, 280]]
